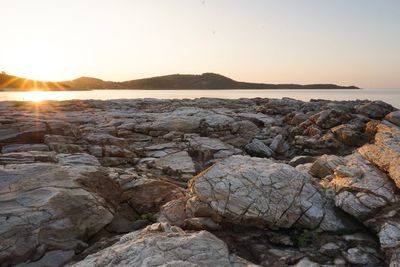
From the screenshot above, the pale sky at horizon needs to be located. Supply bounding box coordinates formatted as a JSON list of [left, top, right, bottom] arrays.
[[1, 0, 399, 88]]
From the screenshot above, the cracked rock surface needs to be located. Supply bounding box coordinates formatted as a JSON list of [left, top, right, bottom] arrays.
[[0, 156, 118, 266], [0, 98, 399, 266], [189, 155, 350, 231], [69, 223, 257, 267]]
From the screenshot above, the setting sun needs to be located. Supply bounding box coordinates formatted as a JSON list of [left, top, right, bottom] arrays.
[[3, 43, 72, 81]]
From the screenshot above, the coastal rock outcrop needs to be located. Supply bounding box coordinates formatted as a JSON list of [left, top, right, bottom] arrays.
[[0, 98, 398, 266], [70, 223, 258, 267]]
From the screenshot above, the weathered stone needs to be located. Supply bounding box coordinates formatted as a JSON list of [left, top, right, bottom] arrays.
[[288, 155, 316, 167], [237, 112, 276, 127], [186, 135, 238, 166], [158, 197, 189, 227], [0, 162, 117, 266], [70, 223, 255, 267], [333, 153, 398, 221], [56, 153, 100, 166], [293, 257, 321, 267], [202, 114, 234, 130], [123, 179, 186, 213], [0, 122, 47, 144], [386, 111, 400, 127], [342, 246, 383, 267], [269, 134, 289, 154], [309, 154, 346, 178], [189, 155, 350, 231], [356, 100, 394, 119], [83, 133, 126, 146], [359, 122, 400, 188], [144, 142, 181, 158], [331, 123, 366, 146], [309, 109, 344, 129], [245, 138, 273, 157], [183, 217, 221, 231], [151, 151, 196, 181], [15, 250, 75, 267], [1, 143, 49, 153]]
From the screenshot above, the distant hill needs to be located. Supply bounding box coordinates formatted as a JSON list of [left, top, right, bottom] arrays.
[[0, 72, 359, 90]]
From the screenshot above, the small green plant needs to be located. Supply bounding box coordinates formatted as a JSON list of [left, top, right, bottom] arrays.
[[295, 230, 312, 247], [140, 213, 154, 221]]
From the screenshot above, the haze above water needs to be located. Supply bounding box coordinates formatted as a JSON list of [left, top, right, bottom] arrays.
[[0, 89, 399, 109]]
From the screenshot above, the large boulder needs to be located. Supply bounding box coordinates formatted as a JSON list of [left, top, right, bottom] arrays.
[[0, 158, 119, 266], [356, 101, 394, 119], [333, 153, 398, 221], [330, 128, 400, 264], [359, 122, 400, 188], [70, 223, 258, 267], [189, 155, 351, 231]]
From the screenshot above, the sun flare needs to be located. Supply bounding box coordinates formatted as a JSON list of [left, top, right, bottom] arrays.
[[23, 91, 48, 102], [6, 43, 72, 82]]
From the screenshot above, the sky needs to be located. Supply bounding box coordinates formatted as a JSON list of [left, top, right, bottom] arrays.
[[1, 0, 399, 88]]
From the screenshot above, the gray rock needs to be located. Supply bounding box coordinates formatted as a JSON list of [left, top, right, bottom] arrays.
[[269, 134, 289, 154], [0, 162, 117, 266], [386, 111, 400, 127], [123, 179, 186, 213], [245, 138, 273, 157], [84, 133, 126, 146], [309, 154, 346, 178], [0, 151, 57, 164], [356, 100, 394, 119], [70, 223, 256, 267], [333, 153, 398, 220], [342, 246, 382, 267], [331, 123, 366, 146], [0, 122, 47, 144], [1, 143, 49, 153], [186, 135, 238, 165], [16, 250, 75, 267], [293, 257, 321, 267], [56, 153, 101, 166], [288, 156, 316, 167], [158, 197, 189, 227], [359, 122, 400, 188], [151, 151, 196, 181], [189, 155, 350, 231], [309, 109, 343, 129]]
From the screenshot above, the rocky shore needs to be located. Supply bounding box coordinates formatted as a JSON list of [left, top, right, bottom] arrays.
[[1, 97, 400, 266]]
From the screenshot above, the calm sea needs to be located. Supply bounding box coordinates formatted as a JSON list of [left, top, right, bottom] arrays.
[[0, 89, 399, 109]]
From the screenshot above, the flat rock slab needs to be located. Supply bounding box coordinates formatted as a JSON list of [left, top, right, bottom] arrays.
[[0, 160, 118, 266]]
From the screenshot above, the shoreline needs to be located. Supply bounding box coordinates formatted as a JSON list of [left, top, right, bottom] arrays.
[[0, 87, 363, 92]]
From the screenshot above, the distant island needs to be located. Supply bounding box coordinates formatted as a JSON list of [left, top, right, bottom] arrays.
[[0, 72, 359, 91]]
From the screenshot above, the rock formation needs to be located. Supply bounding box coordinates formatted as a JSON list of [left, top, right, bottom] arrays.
[[0, 98, 398, 266]]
